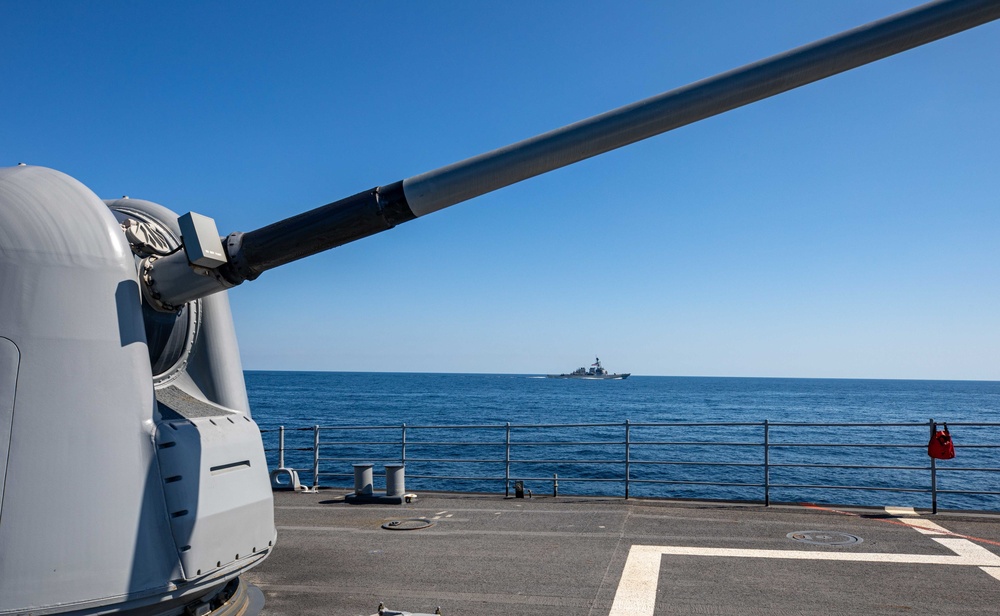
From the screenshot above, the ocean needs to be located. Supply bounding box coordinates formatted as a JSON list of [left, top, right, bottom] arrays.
[[247, 372, 1000, 511]]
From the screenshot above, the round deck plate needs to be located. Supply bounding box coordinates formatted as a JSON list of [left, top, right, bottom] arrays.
[[787, 530, 863, 546], [382, 518, 435, 531]]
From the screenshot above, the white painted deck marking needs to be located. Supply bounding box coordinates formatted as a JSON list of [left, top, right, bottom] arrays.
[[884, 506, 951, 534], [981, 567, 1000, 582], [610, 528, 1000, 616], [608, 545, 662, 616], [898, 518, 952, 535]]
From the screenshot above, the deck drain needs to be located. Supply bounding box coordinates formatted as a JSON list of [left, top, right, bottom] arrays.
[[787, 530, 863, 546], [382, 518, 435, 531]]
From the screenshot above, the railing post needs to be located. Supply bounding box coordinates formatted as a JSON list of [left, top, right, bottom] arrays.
[[312, 425, 320, 490], [505, 422, 511, 497], [763, 420, 770, 507], [625, 420, 631, 500], [930, 418, 938, 514], [278, 425, 286, 469], [401, 423, 407, 467]]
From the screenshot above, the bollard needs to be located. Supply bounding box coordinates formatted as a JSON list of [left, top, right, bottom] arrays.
[[353, 463, 374, 495], [346, 462, 406, 505], [385, 464, 405, 498]]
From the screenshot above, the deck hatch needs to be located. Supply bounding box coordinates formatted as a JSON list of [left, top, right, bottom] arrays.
[[787, 531, 863, 546]]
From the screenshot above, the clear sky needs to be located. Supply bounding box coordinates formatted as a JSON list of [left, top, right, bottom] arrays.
[[3, 1, 999, 379]]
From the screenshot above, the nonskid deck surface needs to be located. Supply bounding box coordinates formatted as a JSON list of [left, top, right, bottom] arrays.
[[248, 491, 1000, 615]]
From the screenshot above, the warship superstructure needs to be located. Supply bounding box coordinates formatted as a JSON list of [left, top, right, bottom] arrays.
[[548, 358, 630, 380]]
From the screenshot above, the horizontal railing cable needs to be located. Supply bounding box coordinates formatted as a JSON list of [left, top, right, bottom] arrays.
[[261, 419, 1000, 512]]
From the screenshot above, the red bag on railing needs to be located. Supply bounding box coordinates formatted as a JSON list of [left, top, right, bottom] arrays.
[[928, 424, 955, 460]]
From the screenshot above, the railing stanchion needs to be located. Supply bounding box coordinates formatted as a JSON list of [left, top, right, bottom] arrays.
[[930, 418, 938, 514], [278, 425, 286, 469], [625, 420, 631, 500], [401, 423, 407, 468], [505, 422, 511, 497], [763, 420, 770, 507], [312, 425, 320, 490]]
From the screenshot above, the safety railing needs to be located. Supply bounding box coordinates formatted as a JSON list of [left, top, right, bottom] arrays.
[[260, 419, 1000, 512]]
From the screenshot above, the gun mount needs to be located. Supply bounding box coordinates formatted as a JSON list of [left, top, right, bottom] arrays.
[[0, 1, 997, 614]]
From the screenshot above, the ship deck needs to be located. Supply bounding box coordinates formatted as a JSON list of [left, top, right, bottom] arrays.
[[247, 489, 1000, 615]]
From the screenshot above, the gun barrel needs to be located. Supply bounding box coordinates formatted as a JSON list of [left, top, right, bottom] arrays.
[[151, 0, 999, 305], [399, 0, 1000, 217], [223, 182, 412, 282]]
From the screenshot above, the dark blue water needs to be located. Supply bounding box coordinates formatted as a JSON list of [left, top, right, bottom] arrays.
[[247, 372, 1000, 511]]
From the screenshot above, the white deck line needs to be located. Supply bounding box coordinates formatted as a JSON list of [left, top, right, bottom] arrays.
[[885, 506, 951, 534], [899, 518, 953, 535], [607, 546, 661, 616], [980, 567, 1000, 582], [609, 536, 1000, 616]]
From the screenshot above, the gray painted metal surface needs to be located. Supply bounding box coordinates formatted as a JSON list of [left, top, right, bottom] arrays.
[[0, 167, 274, 615], [0, 167, 178, 612], [0, 338, 17, 506], [178, 212, 227, 269]]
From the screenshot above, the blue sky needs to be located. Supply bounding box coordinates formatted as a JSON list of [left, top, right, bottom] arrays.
[[4, 2, 999, 378]]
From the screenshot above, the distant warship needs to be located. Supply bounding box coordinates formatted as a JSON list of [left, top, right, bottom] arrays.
[[548, 357, 630, 380]]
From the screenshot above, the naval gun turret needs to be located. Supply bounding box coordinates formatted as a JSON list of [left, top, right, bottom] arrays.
[[0, 1, 997, 614]]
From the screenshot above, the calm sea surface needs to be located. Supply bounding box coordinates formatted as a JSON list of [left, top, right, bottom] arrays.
[[247, 372, 1000, 511]]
